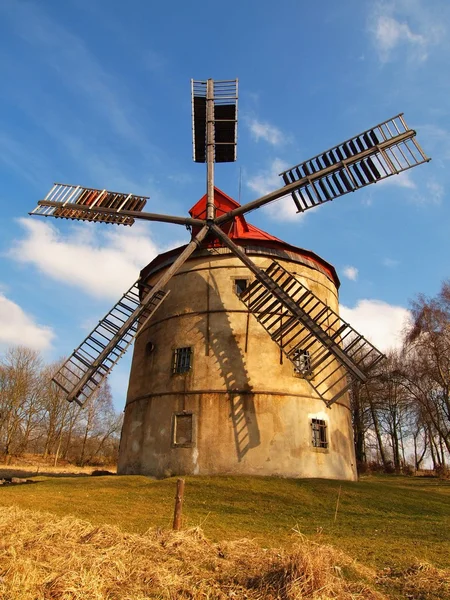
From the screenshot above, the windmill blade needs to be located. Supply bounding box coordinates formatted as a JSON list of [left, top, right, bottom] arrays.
[[53, 279, 168, 406], [30, 183, 205, 228], [279, 114, 429, 213], [211, 224, 384, 406], [192, 79, 238, 163], [239, 262, 385, 406], [215, 113, 430, 225], [53, 225, 209, 406], [30, 183, 149, 226]]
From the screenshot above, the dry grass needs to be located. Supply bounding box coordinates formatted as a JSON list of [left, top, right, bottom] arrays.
[[0, 454, 116, 479], [0, 506, 385, 600], [377, 562, 450, 599]]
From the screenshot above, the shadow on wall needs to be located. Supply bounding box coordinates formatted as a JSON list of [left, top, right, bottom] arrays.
[[190, 269, 261, 462]]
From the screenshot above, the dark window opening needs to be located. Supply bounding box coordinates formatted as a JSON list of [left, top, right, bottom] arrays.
[[173, 413, 194, 446], [146, 341, 155, 355], [293, 349, 312, 375], [234, 279, 249, 296], [311, 418, 328, 449], [172, 347, 193, 374]]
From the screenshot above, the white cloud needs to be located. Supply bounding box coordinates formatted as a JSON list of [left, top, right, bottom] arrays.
[[0, 293, 54, 351], [378, 170, 416, 190], [374, 15, 427, 62], [342, 266, 358, 281], [340, 299, 411, 352], [247, 118, 284, 146], [246, 158, 305, 222], [9, 218, 169, 301], [368, 2, 445, 64], [246, 158, 286, 196]]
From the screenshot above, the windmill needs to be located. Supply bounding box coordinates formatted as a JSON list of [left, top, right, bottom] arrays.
[[30, 79, 429, 479]]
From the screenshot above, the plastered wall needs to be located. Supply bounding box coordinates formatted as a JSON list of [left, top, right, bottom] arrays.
[[118, 250, 357, 481]]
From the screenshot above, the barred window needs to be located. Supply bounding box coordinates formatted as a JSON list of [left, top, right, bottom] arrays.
[[311, 418, 328, 449], [234, 278, 249, 295], [172, 347, 193, 374], [293, 349, 311, 375], [173, 413, 194, 447]]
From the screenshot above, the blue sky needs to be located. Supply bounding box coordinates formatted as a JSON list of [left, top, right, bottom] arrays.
[[0, 0, 448, 410]]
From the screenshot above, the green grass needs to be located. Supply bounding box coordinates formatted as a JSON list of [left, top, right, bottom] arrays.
[[1, 474, 448, 571]]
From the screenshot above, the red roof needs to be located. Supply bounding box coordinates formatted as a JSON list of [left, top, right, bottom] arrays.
[[140, 187, 339, 287], [189, 187, 283, 244]]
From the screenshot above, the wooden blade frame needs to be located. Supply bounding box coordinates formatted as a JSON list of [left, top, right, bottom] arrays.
[[238, 261, 385, 406], [211, 224, 385, 406], [52, 225, 208, 406], [30, 107, 429, 407], [191, 79, 238, 164], [30, 183, 204, 228], [215, 114, 430, 224], [30, 116, 429, 230]]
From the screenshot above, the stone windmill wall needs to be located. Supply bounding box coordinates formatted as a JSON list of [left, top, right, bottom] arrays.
[[117, 189, 357, 481]]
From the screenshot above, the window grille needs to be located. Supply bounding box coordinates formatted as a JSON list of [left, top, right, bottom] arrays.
[[172, 347, 193, 374], [234, 278, 249, 295], [293, 349, 312, 375], [311, 418, 328, 448], [173, 413, 194, 446]]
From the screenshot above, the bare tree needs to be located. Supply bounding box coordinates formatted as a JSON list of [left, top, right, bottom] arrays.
[[0, 347, 43, 462], [402, 281, 450, 460], [76, 381, 122, 466], [0, 346, 122, 466]]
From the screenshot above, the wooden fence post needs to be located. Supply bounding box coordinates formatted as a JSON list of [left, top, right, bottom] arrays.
[[172, 478, 185, 530]]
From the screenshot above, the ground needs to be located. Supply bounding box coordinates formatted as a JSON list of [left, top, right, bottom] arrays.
[[0, 461, 449, 599]]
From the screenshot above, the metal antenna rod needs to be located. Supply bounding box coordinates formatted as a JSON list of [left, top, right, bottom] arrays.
[[206, 78, 215, 221]]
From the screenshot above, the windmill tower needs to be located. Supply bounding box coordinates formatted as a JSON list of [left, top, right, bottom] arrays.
[[30, 79, 430, 480]]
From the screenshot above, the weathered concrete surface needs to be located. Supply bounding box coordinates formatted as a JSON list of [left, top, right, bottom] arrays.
[[118, 250, 357, 481]]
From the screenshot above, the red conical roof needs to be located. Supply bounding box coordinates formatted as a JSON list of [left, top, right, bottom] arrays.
[[140, 187, 339, 287], [189, 187, 283, 244]]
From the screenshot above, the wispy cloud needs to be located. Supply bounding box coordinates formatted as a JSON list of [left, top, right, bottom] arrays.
[[246, 158, 303, 221], [142, 49, 167, 72], [340, 299, 411, 351], [246, 158, 287, 196], [1, 2, 160, 161], [376, 169, 444, 206], [0, 132, 53, 189], [342, 266, 358, 281], [8, 218, 171, 301], [378, 170, 416, 190], [247, 118, 285, 146], [0, 292, 54, 351], [425, 179, 444, 204], [373, 15, 427, 62], [383, 258, 400, 268], [368, 1, 445, 64]]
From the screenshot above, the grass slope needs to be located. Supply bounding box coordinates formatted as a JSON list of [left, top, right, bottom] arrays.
[[0, 506, 389, 600], [0, 474, 448, 573]]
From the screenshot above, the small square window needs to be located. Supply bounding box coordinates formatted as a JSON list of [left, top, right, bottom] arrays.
[[293, 349, 312, 376], [234, 279, 249, 296], [172, 413, 194, 447], [311, 418, 328, 449], [172, 347, 193, 374]]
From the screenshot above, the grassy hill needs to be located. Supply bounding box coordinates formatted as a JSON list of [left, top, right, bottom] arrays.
[[0, 473, 448, 574]]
